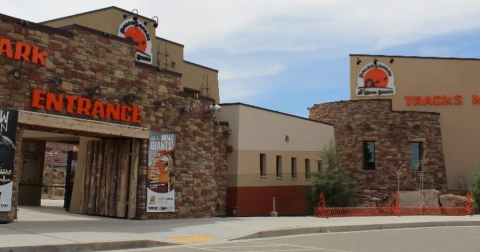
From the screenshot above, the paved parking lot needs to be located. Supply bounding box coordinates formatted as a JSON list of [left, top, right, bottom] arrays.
[[122, 226, 480, 252]]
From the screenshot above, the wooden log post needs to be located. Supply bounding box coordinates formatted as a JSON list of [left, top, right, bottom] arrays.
[[104, 140, 114, 216], [87, 141, 99, 215], [128, 139, 140, 219], [82, 141, 94, 214], [95, 140, 105, 215], [116, 139, 130, 218], [109, 140, 120, 217]]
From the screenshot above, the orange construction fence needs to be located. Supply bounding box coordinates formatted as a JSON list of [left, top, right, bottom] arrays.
[[314, 192, 474, 218]]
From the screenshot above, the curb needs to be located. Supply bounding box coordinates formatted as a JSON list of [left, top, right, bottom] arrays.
[[230, 221, 480, 240], [0, 240, 177, 252]]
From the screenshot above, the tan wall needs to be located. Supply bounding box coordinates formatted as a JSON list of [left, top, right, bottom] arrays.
[[235, 105, 334, 151], [42, 8, 220, 102], [227, 150, 322, 187], [216, 104, 333, 187], [350, 55, 480, 189], [182, 63, 220, 101]]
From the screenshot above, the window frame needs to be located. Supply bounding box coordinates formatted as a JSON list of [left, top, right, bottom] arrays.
[[276, 155, 282, 178], [305, 159, 311, 180], [363, 141, 376, 170], [291, 157, 297, 179], [411, 142, 424, 171], [260, 153, 266, 177]]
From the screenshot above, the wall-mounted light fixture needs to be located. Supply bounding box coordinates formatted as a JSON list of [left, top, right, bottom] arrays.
[[223, 128, 232, 136], [144, 16, 159, 28], [373, 57, 378, 67], [102, 32, 111, 37], [390, 57, 394, 64], [123, 93, 136, 103], [364, 123, 371, 129], [153, 100, 167, 107], [123, 9, 139, 21], [7, 68, 21, 79], [356, 57, 362, 65], [178, 104, 191, 113], [205, 104, 221, 115], [18, 19, 29, 26], [49, 75, 62, 87], [87, 86, 101, 96]]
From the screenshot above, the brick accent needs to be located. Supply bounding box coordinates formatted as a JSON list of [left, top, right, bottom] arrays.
[[309, 100, 447, 205]]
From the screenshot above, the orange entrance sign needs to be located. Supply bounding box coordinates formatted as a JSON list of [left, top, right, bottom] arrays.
[[31, 89, 142, 123], [0, 38, 48, 66]]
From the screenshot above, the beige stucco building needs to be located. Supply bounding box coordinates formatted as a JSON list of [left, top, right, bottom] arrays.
[[349, 54, 480, 190], [216, 103, 334, 216], [41, 6, 220, 102]]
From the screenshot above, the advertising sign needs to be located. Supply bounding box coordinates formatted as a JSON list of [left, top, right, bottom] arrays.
[[147, 132, 176, 212], [356, 62, 395, 96], [0, 109, 18, 211], [118, 18, 153, 64]]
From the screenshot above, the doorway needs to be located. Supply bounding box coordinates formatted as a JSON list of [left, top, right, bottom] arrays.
[[18, 130, 80, 211]]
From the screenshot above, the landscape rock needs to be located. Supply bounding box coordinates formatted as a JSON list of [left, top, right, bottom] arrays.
[[439, 194, 470, 207], [399, 189, 440, 207]]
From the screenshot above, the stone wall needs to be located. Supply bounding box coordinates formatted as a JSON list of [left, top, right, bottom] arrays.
[[0, 14, 228, 221], [309, 99, 447, 205]]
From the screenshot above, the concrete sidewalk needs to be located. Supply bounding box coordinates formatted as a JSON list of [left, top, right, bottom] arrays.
[[1, 200, 479, 252]]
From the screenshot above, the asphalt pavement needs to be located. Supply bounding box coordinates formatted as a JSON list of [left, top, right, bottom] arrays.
[[0, 200, 479, 252]]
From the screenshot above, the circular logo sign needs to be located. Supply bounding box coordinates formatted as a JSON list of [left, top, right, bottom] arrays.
[[356, 62, 395, 96], [118, 19, 153, 64]]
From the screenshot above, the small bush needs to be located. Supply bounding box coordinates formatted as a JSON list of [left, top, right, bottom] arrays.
[[305, 139, 356, 214], [469, 166, 480, 209]]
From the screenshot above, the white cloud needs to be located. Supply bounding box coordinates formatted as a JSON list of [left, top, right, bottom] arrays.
[[6, 0, 480, 54], [419, 46, 456, 57], [4, 0, 480, 104]]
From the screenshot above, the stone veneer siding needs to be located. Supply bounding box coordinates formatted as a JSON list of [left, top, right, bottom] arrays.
[[0, 14, 227, 222], [309, 99, 447, 205]]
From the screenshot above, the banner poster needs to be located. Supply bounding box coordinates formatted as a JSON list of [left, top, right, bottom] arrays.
[[0, 109, 18, 212], [147, 132, 176, 212]]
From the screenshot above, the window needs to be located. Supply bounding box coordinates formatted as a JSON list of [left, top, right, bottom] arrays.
[[305, 159, 311, 180], [411, 142, 424, 171], [363, 141, 375, 170], [317, 160, 323, 172], [260, 153, 266, 177], [276, 155, 282, 178], [291, 157, 297, 179]]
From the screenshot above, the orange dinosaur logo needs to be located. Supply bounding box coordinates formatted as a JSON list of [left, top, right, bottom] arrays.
[[118, 19, 153, 64], [356, 62, 395, 96]]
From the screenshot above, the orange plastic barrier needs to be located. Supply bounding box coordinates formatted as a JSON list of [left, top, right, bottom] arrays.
[[314, 192, 474, 218]]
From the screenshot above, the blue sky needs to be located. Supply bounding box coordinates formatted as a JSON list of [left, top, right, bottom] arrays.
[[5, 0, 480, 117]]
